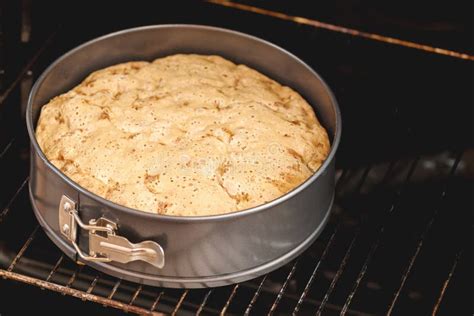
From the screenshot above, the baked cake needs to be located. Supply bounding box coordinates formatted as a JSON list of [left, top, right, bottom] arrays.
[[36, 54, 330, 216]]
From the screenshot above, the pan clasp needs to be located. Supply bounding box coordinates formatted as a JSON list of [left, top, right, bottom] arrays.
[[58, 195, 164, 268]]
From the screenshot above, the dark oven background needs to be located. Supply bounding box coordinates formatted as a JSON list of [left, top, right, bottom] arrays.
[[0, 1, 472, 315]]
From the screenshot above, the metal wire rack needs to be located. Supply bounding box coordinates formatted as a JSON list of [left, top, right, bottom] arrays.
[[0, 145, 468, 315]]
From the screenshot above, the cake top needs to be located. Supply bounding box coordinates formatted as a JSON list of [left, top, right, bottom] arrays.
[[36, 54, 330, 216]]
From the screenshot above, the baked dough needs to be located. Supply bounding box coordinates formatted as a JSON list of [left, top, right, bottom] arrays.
[[36, 54, 330, 216]]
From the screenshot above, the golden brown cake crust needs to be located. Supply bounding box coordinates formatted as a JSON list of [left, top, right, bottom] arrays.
[[36, 54, 330, 216]]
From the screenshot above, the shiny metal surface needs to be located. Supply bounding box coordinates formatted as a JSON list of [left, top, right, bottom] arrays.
[[59, 195, 78, 242], [26, 24, 341, 288], [59, 195, 165, 268], [88, 217, 165, 269]]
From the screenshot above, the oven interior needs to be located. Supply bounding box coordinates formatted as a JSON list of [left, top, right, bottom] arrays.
[[0, 1, 471, 315]]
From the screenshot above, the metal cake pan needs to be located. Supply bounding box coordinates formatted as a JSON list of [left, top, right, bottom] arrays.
[[26, 24, 341, 288]]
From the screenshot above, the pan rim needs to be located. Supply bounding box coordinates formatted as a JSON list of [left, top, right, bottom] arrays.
[[26, 24, 341, 222]]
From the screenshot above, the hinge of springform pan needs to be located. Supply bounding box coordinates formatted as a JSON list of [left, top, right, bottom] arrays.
[[58, 195, 164, 268]]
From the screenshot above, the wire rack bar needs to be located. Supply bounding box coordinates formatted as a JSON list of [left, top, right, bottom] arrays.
[[7, 225, 39, 271], [292, 226, 339, 315], [220, 284, 239, 315], [107, 279, 122, 299], [86, 274, 100, 294], [0, 31, 57, 106], [149, 290, 165, 312], [46, 255, 64, 282], [129, 285, 143, 307], [268, 259, 299, 315], [288, 168, 360, 315], [0, 177, 29, 222], [339, 158, 420, 313], [171, 290, 188, 316], [0, 137, 14, 160], [431, 251, 462, 316], [244, 274, 268, 315], [0, 269, 165, 315], [243, 278, 371, 316], [386, 153, 462, 315], [196, 290, 213, 315], [386, 217, 434, 315], [304, 164, 373, 314], [205, 0, 474, 61], [316, 230, 359, 315], [65, 265, 83, 288]]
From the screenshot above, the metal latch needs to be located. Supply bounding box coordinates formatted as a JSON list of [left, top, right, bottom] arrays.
[[59, 195, 164, 269]]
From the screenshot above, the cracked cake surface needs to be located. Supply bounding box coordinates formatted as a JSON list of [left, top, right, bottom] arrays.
[[36, 54, 330, 216]]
